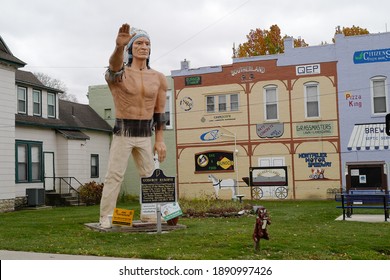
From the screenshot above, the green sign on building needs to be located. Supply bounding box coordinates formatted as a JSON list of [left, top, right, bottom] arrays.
[[295, 121, 334, 137], [185, 76, 201, 86]]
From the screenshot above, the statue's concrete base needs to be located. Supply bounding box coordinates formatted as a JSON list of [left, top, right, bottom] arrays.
[[85, 220, 186, 233]]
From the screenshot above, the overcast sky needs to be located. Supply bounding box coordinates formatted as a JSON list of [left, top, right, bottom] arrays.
[[1, 0, 389, 104]]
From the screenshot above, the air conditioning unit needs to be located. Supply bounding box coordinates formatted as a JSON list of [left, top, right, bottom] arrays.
[[26, 188, 45, 206]]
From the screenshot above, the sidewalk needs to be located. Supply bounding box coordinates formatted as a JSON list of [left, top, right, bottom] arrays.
[[0, 250, 130, 260], [335, 214, 389, 223]]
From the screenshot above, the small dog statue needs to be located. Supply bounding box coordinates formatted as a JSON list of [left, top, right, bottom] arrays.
[[253, 206, 271, 251]]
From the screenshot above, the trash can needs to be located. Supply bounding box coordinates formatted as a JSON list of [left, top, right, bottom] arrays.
[[26, 188, 45, 206]]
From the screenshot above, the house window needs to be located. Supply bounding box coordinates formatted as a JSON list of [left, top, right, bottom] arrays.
[[17, 87, 27, 114], [17, 144, 28, 181], [48, 93, 56, 118], [165, 90, 173, 129], [206, 94, 239, 113], [91, 154, 99, 178], [15, 141, 43, 183], [371, 76, 387, 114], [264, 85, 278, 120], [33, 89, 42, 116], [305, 82, 320, 118]]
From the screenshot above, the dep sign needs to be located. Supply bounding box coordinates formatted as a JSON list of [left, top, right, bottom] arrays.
[[296, 64, 320, 76]]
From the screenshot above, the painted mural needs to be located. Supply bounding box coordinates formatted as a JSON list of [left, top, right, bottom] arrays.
[[298, 153, 332, 180], [195, 151, 235, 172]]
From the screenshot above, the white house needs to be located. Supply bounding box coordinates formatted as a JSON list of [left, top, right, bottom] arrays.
[[0, 35, 112, 212]]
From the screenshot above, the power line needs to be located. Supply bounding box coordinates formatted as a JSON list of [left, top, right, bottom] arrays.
[[24, 1, 252, 70], [152, 0, 252, 63], [25, 66, 105, 69]]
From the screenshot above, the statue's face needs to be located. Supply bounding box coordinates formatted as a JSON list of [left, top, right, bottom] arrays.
[[132, 37, 151, 59]]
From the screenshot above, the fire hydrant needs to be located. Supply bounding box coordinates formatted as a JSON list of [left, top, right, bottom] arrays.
[[253, 206, 271, 251]]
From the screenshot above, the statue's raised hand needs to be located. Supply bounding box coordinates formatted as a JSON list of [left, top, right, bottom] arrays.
[[116, 23, 135, 48]]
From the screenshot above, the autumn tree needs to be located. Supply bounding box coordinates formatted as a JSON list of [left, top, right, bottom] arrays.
[[34, 72, 78, 102], [333, 25, 369, 42], [293, 37, 309, 48], [235, 24, 308, 58]]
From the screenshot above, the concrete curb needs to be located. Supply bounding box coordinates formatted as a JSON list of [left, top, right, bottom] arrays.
[[0, 250, 131, 260]]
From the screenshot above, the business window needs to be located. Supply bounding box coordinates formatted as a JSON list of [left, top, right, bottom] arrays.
[[48, 93, 56, 118], [371, 76, 387, 114], [230, 94, 239, 111], [218, 95, 227, 112], [206, 96, 215, 113], [16, 141, 43, 183], [305, 82, 320, 118], [206, 94, 239, 113], [264, 85, 278, 120], [104, 108, 112, 120], [33, 89, 42, 116], [17, 86, 27, 114], [91, 154, 99, 178]]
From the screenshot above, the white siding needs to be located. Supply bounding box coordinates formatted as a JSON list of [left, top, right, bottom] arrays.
[[0, 66, 16, 200], [16, 126, 110, 193], [56, 131, 110, 186], [84, 130, 110, 184], [67, 139, 88, 183], [56, 134, 69, 178]]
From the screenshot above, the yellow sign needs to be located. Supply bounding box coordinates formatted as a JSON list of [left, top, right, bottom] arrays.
[[217, 157, 234, 170], [112, 208, 134, 226]]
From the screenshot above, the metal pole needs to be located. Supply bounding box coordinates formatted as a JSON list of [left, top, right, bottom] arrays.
[[219, 126, 240, 197], [234, 132, 240, 196], [156, 204, 162, 234]]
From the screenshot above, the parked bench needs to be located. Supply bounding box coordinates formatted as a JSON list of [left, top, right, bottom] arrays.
[[335, 191, 390, 221]]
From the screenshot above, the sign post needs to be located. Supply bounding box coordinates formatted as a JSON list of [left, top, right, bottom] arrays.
[[156, 204, 162, 233]]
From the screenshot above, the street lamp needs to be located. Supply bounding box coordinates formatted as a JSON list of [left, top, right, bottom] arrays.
[[219, 126, 240, 197]]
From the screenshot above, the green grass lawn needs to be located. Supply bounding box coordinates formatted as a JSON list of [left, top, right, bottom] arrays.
[[0, 200, 389, 260]]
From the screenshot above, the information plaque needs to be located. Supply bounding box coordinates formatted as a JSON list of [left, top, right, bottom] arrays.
[[141, 169, 176, 204]]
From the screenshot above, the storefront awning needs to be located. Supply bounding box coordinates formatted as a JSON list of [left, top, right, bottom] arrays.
[[347, 123, 390, 151]]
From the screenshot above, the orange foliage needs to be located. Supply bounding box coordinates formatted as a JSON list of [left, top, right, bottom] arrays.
[[236, 24, 285, 57], [336, 25, 369, 36], [333, 25, 369, 42], [235, 24, 369, 58]]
